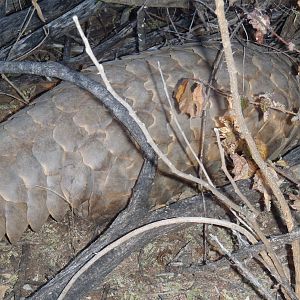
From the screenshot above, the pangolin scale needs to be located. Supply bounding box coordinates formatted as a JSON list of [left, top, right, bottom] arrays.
[[0, 44, 299, 242]]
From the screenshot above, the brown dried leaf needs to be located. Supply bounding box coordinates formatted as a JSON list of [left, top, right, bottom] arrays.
[[217, 116, 239, 154], [231, 153, 249, 181], [231, 153, 257, 180], [0, 285, 9, 300], [174, 79, 206, 118], [174, 79, 188, 101], [247, 9, 270, 44]]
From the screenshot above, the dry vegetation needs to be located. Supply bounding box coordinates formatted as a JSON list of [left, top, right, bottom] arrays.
[[1, 0, 300, 299]]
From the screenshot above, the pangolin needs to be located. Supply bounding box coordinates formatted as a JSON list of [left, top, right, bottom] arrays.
[[0, 44, 299, 242]]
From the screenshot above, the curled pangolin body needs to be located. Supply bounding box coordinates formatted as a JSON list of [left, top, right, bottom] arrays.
[[0, 44, 299, 242]]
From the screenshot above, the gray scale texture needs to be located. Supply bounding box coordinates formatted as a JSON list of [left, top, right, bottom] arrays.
[[0, 44, 299, 242]]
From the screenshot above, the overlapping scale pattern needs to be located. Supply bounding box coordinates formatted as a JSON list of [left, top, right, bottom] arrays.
[[0, 44, 299, 242]]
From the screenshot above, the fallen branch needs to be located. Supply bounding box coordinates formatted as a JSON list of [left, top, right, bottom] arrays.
[[215, 0, 300, 297], [173, 226, 300, 275], [26, 179, 257, 300], [0, 0, 82, 49], [211, 234, 274, 300], [0, 0, 112, 60], [100, 0, 190, 8], [59, 217, 256, 299], [28, 171, 300, 299]]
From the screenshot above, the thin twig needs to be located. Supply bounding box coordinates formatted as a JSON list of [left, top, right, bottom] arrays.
[[58, 217, 257, 299], [1, 74, 29, 103], [6, 7, 35, 60], [214, 127, 258, 213], [267, 160, 300, 187], [14, 26, 50, 61], [71, 15, 245, 215], [166, 7, 184, 43], [0, 92, 27, 104], [215, 0, 300, 297], [211, 234, 274, 300], [157, 61, 214, 187]]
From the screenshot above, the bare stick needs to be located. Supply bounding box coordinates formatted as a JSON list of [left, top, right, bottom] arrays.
[[72, 15, 244, 215], [0, 92, 27, 104], [214, 128, 257, 213], [158, 61, 214, 187], [267, 161, 300, 187], [215, 0, 300, 296], [72, 13, 295, 298], [1, 74, 29, 103], [58, 217, 257, 299], [211, 234, 274, 300]]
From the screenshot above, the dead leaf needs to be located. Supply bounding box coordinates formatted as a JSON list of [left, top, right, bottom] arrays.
[[231, 153, 250, 181], [174, 79, 206, 118], [231, 153, 257, 180], [247, 9, 270, 44], [0, 285, 9, 299], [217, 116, 239, 154], [174, 78, 188, 101]]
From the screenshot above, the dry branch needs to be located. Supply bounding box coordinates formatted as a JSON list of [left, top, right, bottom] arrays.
[[59, 217, 256, 299], [3, 54, 299, 299], [100, 0, 190, 8], [28, 171, 300, 299], [180, 227, 300, 275], [215, 0, 300, 297], [211, 234, 274, 300], [0, 0, 113, 60], [0, 0, 82, 48]]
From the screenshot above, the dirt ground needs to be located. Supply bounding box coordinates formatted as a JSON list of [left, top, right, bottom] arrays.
[[0, 204, 289, 299], [0, 1, 300, 299]]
